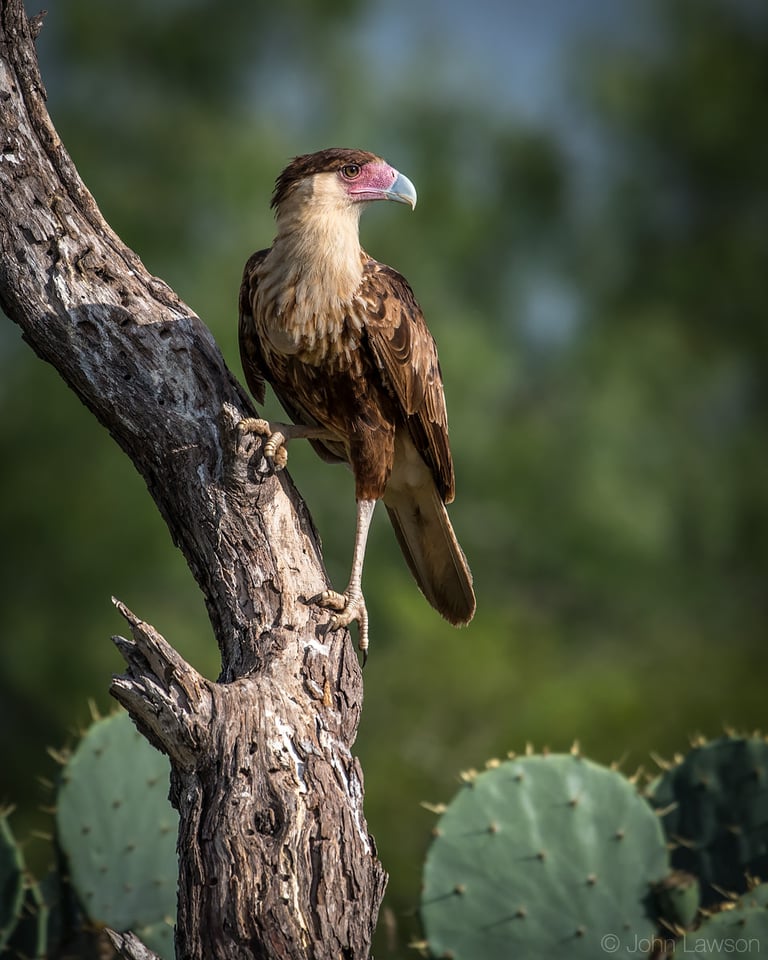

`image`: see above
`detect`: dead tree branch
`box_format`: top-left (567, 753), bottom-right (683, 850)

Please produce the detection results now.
top-left (0, 3), bottom-right (387, 957)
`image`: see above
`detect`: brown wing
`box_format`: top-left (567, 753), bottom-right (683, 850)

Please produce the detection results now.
top-left (238, 249), bottom-right (269, 405)
top-left (360, 260), bottom-right (456, 503)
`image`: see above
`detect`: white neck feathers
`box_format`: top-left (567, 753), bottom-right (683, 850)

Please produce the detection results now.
top-left (258, 175), bottom-right (366, 336)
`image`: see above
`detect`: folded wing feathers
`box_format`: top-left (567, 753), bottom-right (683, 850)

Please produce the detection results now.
top-left (238, 227), bottom-right (474, 626)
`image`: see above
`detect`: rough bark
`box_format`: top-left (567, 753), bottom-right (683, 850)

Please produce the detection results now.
top-left (0, 3), bottom-right (387, 958)
top-left (107, 929), bottom-right (163, 960)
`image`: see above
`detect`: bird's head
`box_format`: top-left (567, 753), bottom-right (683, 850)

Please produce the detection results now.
top-left (271, 148), bottom-right (417, 221)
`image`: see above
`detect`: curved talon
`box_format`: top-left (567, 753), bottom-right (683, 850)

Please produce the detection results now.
top-left (318, 590), bottom-right (369, 659)
top-left (237, 416), bottom-right (271, 438)
top-left (264, 430), bottom-right (288, 470)
top-left (262, 432), bottom-right (283, 459)
top-left (237, 418), bottom-right (288, 470)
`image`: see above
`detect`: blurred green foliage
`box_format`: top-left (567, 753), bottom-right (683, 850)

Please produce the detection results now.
top-left (1, 0), bottom-right (766, 955)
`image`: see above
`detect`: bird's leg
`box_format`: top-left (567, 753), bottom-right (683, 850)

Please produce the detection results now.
top-left (318, 498), bottom-right (377, 661)
top-left (237, 418), bottom-right (335, 471)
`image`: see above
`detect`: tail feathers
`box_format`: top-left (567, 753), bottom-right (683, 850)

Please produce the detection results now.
top-left (383, 483), bottom-right (475, 626)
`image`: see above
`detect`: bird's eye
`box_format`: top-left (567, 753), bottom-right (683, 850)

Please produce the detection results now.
top-left (341, 163), bottom-right (361, 179)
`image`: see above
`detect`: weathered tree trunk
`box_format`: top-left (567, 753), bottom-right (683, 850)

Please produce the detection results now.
top-left (0, 3), bottom-right (387, 958)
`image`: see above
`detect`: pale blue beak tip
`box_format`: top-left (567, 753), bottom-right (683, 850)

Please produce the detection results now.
top-left (388, 170), bottom-right (417, 209)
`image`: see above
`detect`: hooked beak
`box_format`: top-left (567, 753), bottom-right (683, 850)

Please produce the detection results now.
top-left (385, 170), bottom-right (417, 209)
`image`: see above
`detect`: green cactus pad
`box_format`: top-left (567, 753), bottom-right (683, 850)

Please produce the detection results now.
top-left (421, 754), bottom-right (669, 960)
top-left (678, 889), bottom-right (768, 957)
top-left (0, 814), bottom-right (26, 950)
top-left (648, 736), bottom-right (768, 906)
top-left (655, 870), bottom-right (701, 929)
top-left (55, 711), bottom-right (178, 955)
top-left (4, 880), bottom-right (49, 960)
top-left (738, 883), bottom-right (768, 909)
top-left (135, 917), bottom-right (175, 958)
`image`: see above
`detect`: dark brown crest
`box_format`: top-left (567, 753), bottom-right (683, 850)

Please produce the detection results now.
top-left (271, 148), bottom-right (383, 209)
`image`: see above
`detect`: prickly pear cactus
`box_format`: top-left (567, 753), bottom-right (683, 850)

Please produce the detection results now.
top-left (4, 879), bottom-right (49, 960)
top-left (55, 710), bottom-right (178, 958)
top-left (421, 753), bottom-right (669, 960)
top-left (739, 883), bottom-right (768, 909)
top-left (648, 735), bottom-right (768, 907)
top-left (133, 918), bottom-right (176, 958)
top-left (0, 813), bottom-right (26, 950)
top-left (680, 885), bottom-right (768, 957)
top-left (654, 870), bottom-right (700, 930)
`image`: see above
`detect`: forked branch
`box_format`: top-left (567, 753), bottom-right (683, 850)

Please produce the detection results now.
top-left (0, 2), bottom-right (386, 957)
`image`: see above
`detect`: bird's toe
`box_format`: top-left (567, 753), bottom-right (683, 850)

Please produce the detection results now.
top-left (317, 589), bottom-right (348, 612)
top-left (262, 430), bottom-right (288, 469)
top-left (237, 418), bottom-right (288, 470)
top-left (318, 590), bottom-right (370, 658)
top-left (237, 416), bottom-right (272, 438)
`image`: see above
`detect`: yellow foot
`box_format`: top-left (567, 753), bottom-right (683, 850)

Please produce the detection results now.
top-left (318, 589), bottom-right (369, 661)
top-left (237, 418), bottom-right (288, 470)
